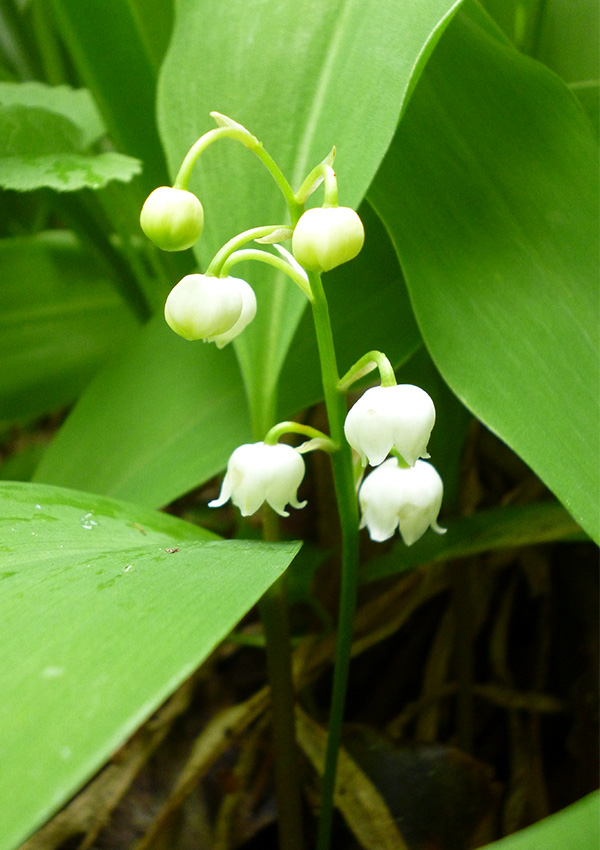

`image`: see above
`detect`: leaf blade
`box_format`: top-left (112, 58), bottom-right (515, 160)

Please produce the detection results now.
top-left (0, 480), bottom-right (299, 850)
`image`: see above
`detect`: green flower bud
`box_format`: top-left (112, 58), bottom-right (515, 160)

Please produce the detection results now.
top-left (292, 206), bottom-right (364, 272)
top-left (140, 187), bottom-right (204, 251)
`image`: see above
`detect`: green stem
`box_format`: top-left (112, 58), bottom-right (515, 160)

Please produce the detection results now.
top-left (264, 421), bottom-right (335, 450)
top-left (206, 225), bottom-right (292, 277)
top-left (307, 271), bottom-right (360, 850)
top-left (258, 507), bottom-right (305, 850)
top-left (174, 124), bottom-right (303, 223)
top-left (337, 349), bottom-right (396, 392)
top-left (222, 248), bottom-right (313, 299)
top-left (295, 148), bottom-right (336, 205)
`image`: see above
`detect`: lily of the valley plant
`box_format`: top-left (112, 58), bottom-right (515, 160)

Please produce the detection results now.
top-left (141, 112), bottom-right (446, 850)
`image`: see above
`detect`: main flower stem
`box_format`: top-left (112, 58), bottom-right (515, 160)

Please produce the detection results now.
top-left (258, 507), bottom-right (304, 850)
top-left (308, 271), bottom-right (360, 850)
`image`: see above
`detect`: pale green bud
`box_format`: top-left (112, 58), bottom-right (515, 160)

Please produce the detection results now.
top-left (140, 186), bottom-right (204, 251)
top-left (292, 206), bottom-right (364, 272)
top-left (164, 274), bottom-right (256, 344)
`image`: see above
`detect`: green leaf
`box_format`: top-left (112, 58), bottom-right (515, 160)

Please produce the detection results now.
top-left (360, 500), bottom-right (583, 584)
top-left (0, 149), bottom-right (142, 191)
top-left (49, 0), bottom-right (171, 191)
top-left (0, 80), bottom-right (105, 147)
top-left (0, 232), bottom-right (139, 422)
top-left (534, 0), bottom-right (599, 84)
top-left (0, 104), bottom-right (84, 156)
top-left (0, 82), bottom-right (142, 190)
top-left (158, 0), bottom-right (466, 431)
top-left (0, 479), bottom-right (300, 850)
top-left (369, 5), bottom-right (600, 540)
top-left (35, 316), bottom-right (253, 508)
top-left (480, 792), bottom-right (599, 850)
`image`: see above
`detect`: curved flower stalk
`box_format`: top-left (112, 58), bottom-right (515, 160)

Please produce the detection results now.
top-left (359, 457), bottom-right (446, 544)
top-left (344, 383), bottom-right (436, 467)
top-left (209, 442), bottom-right (307, 517)
top-left (164, 273), bottom-right (256, 346)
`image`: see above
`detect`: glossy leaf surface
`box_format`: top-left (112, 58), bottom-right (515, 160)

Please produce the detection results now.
top-left (0, 480), bottom-right (299, 850)
top-left (480, 792), bottom-right (599, 850)
top-left (158, 0), bottom-right (465, 429)
top-left (369, 6), bottom-right (599, 540)
top-left (0, 81), bottom-right (104, 147)
top-left (49, 0), bottom-right (170, 191)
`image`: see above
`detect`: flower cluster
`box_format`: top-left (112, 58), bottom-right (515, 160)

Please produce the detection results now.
top-left (344, 383), bottom-right (445, 544)
top-left (140, 115), bottom-right (443, 547)
top-left (205, 380), bottom-right (445, 547)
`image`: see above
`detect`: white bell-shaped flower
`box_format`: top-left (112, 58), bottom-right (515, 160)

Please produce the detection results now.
top-left (209, 442), bottom-right (307, 517)
top-left (164, 274), bottom-right (256, 344)
top-left (359, 458), bottom-right (446, 545)
top-left (344, 384), bottom-right (435, 467)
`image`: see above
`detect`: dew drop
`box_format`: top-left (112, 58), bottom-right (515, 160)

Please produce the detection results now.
top-left (80, 512), bottom-right (99, 530)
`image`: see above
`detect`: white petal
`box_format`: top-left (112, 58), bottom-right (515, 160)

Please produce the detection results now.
top-left (212, 278), bottom-right (257, 347)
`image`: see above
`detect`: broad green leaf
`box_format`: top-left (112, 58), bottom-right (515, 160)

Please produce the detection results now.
top-left (0, 480), bottom-right (300, 850)
top-left (35, 316), bottom-right (253, 508)
top-left (0, 232), bottom-right (139, 422)
top-left (571, 81), bottom-right (599, 137)
top-left (0, 105), bottom-right (83, 156)
top-left (0, 98), bottom-right (142, 191)
top-left (0, 149), bottom-right (142, 191)
top-left (158, 0), bottom-right (465, 431)
top-left (534, 0), bottom-right (599, 83)
top-left (369, 5), bottom-right (600, 540)
top-left (0, 81), bottom-right (105, 147)
top-left (360, 501), bottom-right (582, 583)
top-left (480, 792), bottom-right (599, 850)
top-left (49, 0), bottom-right (171, 191)
top-left (478, 0), bottom-right (542, 51)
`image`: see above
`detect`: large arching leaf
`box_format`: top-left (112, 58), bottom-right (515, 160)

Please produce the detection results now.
top-left (369, 5), bottom-right (599, 540)
top-left (0, 480), bottom-right (299, 850)
top-left (158, 0), bottom-right (465, 431)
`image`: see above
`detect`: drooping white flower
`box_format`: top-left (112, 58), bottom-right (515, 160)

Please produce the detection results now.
top-left (164, 274), bottom-right (256, 344)
top-left (358, 458), bottom-right (446, 545)
top-left (292, 206), bottom-right (365, 272)
top-left (344, 384), bottom-right (435, 467)
top-left (209, 442), bottom-right (307, 517)
top-left (140, 186), bottom-right (204, 251)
